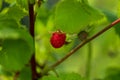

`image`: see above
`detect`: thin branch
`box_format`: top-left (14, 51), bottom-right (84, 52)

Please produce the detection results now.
top-left (28, 0), bottom-right (37, 79)
top-left (50, 18), bottom-right (120, 69)
top-left (28, 1), bottom-right (35, 36)
top-left (28, 0), bottom-right (42, 79)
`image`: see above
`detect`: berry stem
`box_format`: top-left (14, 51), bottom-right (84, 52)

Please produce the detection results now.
top-left (50, 18), bottom-right (120, 69)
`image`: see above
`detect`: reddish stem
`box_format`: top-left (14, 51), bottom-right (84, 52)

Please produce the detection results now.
top-left (28, 0), bottom-right (37, 80)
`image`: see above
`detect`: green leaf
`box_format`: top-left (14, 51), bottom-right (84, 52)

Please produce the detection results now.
top-left (0, 0), bottom-right (2, 10)
top-left (0, 18), bottom-right (33, 71)
top-left (59, 73), bottom-right (83, 80)
top-left (41, 73), bottom-right (83, 80)
top-left (102, 10), bottom-right (120, 37)
top-left (0, 17), bottom-right (18, 28)
top-left (36, 4), bottom-right (50, 25)
top-left (41, 75), bottom-right (58, 80)
top-left (117, 0), bottom-right (120, 17)
top-left (16, 0), bottom-right (28, 10)
top-left (0, 39), bottom-right (32, 71)
top-left (19, 66), bottom-right (32, 80)
top-left (81, 0), bottom-right (88, 4)
top-left (29, 0), bottom-right (35, 4)
top-left (0, 4), bottom-right (27, 24)
top-left (104, 67), bottom-right (120, 80)
top-left (5, 0), bottom-right (16, 4)
top-left (54, 0), bottom-right (104, 33)
top-left (5, 5), bottom-right (27, 21)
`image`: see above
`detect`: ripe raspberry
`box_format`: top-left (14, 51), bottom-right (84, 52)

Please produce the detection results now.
top-left (50, 30), bottom-right (66, 48)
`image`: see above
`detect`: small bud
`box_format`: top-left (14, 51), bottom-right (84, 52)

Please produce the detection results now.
top-left (77, 31), bottom-right (88, 41)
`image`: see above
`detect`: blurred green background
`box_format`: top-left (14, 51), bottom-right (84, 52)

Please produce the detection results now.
top-left (0, 0), bottom-right (120, 80)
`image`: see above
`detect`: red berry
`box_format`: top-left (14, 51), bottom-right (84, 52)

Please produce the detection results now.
top-left (50, 30), bottom-right (66, 48)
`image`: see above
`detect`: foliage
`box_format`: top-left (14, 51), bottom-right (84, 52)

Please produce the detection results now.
top-left (41, 73), bottom-right (83, 80)
top-left (0, 16), bottom-right (33, 71)
top-left (54, 0), bottom-right (104, 33)
top-left (0, 0), bottom-right (120, 80)
top-left (103, 67), bottom-right (120, 80)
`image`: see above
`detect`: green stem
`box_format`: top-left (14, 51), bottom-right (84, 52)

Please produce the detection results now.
top-left (86, 42), bottom-right (92, 80)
